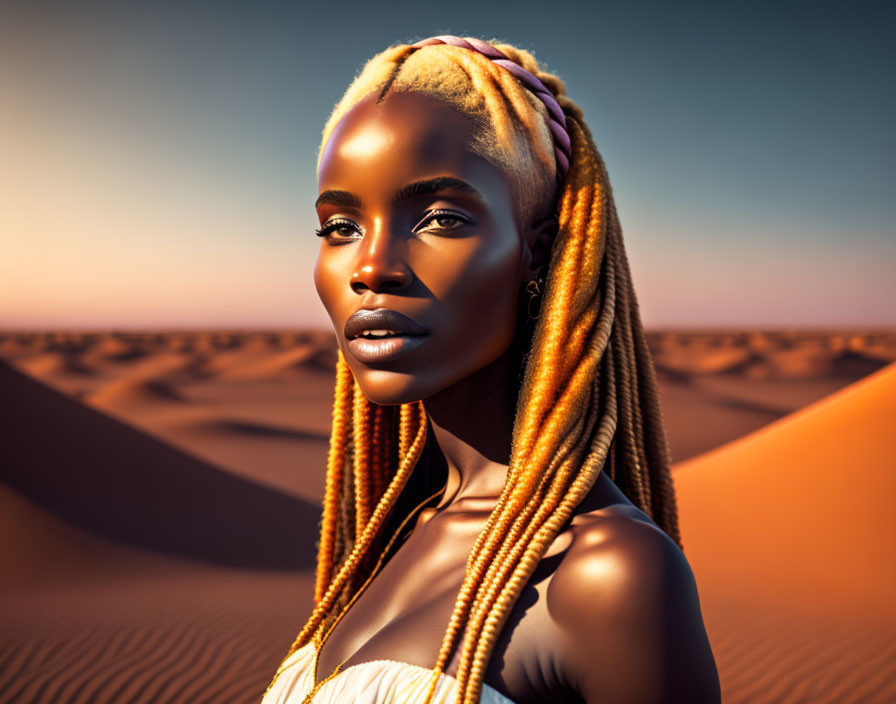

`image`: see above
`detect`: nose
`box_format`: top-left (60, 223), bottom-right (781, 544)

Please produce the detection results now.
top-left (350, 223), bottom-right (412, 294)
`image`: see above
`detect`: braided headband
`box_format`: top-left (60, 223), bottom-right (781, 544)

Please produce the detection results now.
top-left (411, 35), bottom-right (572, 181)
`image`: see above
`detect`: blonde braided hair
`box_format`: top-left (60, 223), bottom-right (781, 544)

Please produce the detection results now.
top-left (269, 36), bottom-right (680, 703)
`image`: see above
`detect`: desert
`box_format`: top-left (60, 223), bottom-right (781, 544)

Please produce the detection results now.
top-left (1, 329), bottom-right (894, 703)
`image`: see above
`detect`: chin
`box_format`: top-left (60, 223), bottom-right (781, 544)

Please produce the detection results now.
top-left (350, 364), bottom-right (468, 406)
top-left (342, 336), bottom-right (518, 406)
top-left (353, 368), bottom-right (425, 406)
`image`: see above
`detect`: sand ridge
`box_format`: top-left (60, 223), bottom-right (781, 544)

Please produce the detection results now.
top-left (675, 361), bottom-right (896, 703)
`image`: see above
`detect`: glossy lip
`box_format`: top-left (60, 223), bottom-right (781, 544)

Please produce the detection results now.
top-left (344, 307), bottom-right (429, 364)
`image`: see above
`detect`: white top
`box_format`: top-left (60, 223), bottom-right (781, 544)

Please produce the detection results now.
top-left (262, 641), bottom-right (518, 704)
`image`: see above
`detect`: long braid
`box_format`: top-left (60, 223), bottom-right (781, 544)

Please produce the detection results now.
top-left (351, 382), bottom-right (372, 535)
top-left (628, 276), bottom-right (680, 544)
top-left (313, 351), bottom-right (353, 604)
top-left (613, 238), bottom-right (650, 507)
top-left (269, 37), bottom-right (681, 703)
top-left (369, 403), bottom-right (390, 507)
top-left (398, 400), bottom-right (417, 459)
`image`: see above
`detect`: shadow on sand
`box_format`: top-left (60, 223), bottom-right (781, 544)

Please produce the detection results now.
top-left (0, 360), bottom-right (320, 570)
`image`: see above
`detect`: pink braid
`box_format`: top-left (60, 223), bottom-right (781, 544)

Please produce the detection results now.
top-left (411, 35), bottom-right (572, 181)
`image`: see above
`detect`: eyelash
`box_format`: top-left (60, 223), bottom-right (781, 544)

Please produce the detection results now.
top-left (314, 209), bottom-right (470, 241)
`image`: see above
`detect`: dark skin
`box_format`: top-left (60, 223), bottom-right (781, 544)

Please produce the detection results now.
top-left (312, 90), bottom-right (720, 703)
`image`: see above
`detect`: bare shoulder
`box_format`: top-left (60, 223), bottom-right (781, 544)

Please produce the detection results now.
top-left (546, 506), bottom-right (721, 704)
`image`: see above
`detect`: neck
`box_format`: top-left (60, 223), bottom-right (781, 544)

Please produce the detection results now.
top-left (422, 345), bottom-right (520, 508)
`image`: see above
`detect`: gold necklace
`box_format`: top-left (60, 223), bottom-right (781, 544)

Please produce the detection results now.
top-left (302, 484), bottom-right (447, 703)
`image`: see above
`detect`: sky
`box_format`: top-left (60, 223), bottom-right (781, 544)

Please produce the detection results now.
top-left (1, 0), bottom-right (893, 330)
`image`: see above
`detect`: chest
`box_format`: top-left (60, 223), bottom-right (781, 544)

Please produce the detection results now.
top-left (314, 507), bottom-right (570, 704)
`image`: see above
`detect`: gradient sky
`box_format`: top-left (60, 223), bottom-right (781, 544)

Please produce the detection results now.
top-left (1, 0), bottom-right (893, 329)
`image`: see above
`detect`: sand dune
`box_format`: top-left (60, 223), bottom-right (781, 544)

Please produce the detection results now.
top-left (15, 350), bottom-right (98, 378)
top-left (674, 361), bottom-right (896, 703)
top-left (697, 601), bottom-right (896, 704)
top-left (213, 344), bottom-right (318, 379)
top-left (0, 417), bottom-right (315, 704)
top-left (0, 359), bottom-right (320, 570)
top-left (0, 514), bottom-right (313, 704)
top-left (655, 345), bottom-right (755, 375)
top-left (1, 567), bottom-right (313, 704)
top-left (0, 481), bottom-right (173, 590)
top-left (0, 353), bottom-right (319, 704)
top-left (87, 377), bottom-right (189, 405)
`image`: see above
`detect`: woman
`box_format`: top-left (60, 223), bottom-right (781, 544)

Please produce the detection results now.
top-left (263, 36), bottom-right (720, 704)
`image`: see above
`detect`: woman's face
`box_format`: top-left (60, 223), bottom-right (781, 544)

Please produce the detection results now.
top-left (314, 90), bottom-right (533, 405)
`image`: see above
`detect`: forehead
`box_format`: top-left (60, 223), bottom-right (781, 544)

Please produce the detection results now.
top-left (318, 91), bottom-right (488, 186)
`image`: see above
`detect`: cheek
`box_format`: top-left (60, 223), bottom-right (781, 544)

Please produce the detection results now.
top-left (312, 247), bottom-right (356, 365)
top-left (312, 247), bottom-right (345, 324)
top-left (424, 235), bottom-right (522, 359)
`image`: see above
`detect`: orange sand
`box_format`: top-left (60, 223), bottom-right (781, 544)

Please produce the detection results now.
top-left (1, 329), bottom-right (894, 703)
top-left (675, 361), bottom-right (896, 703)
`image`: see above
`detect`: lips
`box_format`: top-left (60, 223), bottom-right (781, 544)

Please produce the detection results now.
top-left (344, 308), bottom-right (429, 364)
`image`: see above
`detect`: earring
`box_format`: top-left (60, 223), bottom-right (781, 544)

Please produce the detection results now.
top-left (526, 275), bottom-right (545, 320)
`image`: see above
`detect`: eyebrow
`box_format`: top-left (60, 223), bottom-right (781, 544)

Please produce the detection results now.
top-left (315, 176), bottom-right (485, 210)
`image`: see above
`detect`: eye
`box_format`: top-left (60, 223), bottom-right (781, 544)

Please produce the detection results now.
top-left (414, 209), bottom-right (471, 233)
top-left (315, 218), bottom-right (362, 242)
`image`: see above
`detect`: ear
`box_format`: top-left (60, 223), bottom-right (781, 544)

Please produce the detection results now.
top-left (522, 213), bottom-right (558, 279)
